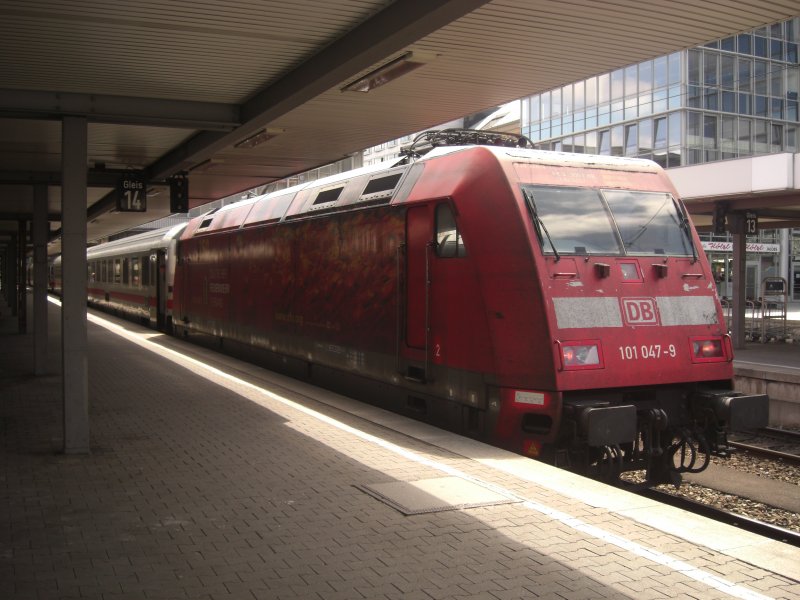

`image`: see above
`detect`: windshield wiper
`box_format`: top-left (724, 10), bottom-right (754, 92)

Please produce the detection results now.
top-left (675, 201), bottom-right (699, 264)
top-left (522, 188), bottom-right (560, 262)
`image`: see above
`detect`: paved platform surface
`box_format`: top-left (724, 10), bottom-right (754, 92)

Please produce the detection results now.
top-left (1, 300), bottom-right (800, 599)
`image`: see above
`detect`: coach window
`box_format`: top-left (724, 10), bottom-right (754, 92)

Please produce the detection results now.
top-left (114, 259), bottom-right (121, 284)
top-left (435, 203), bottom-right (467, 258)
top-left (122, 258), bottom-right (129, 285)
top-left (142, 255), bottom-right (150, 287)
top-left (131, 257), bottom-right (140, 287)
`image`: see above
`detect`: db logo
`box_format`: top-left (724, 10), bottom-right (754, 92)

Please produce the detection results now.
top-left (621, 297), bottom-right (660, 326)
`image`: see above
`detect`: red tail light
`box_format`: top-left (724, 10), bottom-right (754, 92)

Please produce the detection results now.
top-left (690, 336), bottom-right (727, 362)
top-left (557, 340), bottom-right (604, 370)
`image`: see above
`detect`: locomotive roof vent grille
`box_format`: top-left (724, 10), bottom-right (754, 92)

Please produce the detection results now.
top-left (313, 186), bottom-right (343, 206)
top-left (197, 208), bottom-right (220, 231)
top-left (399, 128), bottom-right (534, 161)
top-left (360, 172), bottom-right (403, 201)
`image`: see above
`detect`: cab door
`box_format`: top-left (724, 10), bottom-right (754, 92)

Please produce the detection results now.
top-left (405, 204), bottom-right (432, 350)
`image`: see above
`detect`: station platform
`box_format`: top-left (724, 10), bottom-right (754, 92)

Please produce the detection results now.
top-left (2, 300), bottom-right (800, 599)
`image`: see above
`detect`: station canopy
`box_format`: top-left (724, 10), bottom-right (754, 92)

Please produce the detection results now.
top-left (1, 0), bottom-right (798, 253)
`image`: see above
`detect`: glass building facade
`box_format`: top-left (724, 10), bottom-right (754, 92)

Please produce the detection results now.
top-left (521, 16), bottom-right (800, 303)
top-left (522, 18), bottom-right (799, 167)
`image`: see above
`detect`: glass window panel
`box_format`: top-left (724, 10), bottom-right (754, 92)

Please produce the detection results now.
top-left (653, 151), bottom-right (668, 167)
top-left (624, 123), bottom-right (637, 155)
top-left (771, 22), bottom-right (784, 39)
top-left (611, 100), bottom-right (623, 122)
top-left (688, 49), bottom-right (702, 84)
top-left (704, 51), bottom-right (718, 85)
top-left (625, 65), bottom-right (638, 96)
top-left (598, 73), bottom-right (610, 103)
top-left (667, 147), bottom-right (682, 167)
top-left (624, 96), bottom-right (637, 120)
top-left (668, 112), bottom-right (681, 147)
top-left (436, 204), bottom-right (467, 258)
top-left (787, 124), bottom-right (797, 152)
top-left (687, 111), bottom-right (702, 147)
top-left (611, 69), bottom-right (624, 100)
top-left (668, 52), bottom-right (681, 85)
top-left (705, 40), bottom-right (719, 49)
top-left (668, 84), bottom-right (682, 110)
top-left (721, 36), bottom-right (735, 52)
top-left (720, 55), bottom-right (735, 89)
top-left (553, 140), bottom-right (562, 152)
top-left (739, 93), bottom-right (752, 115)
top-left (737, 57), bottom-right (751, 92)
top-left (789, 18), bottom-right (799, 42)
top-left (598, 129), bottom-right (610, 154)
top-left (654, 56), bottom-right (667, 88)
top-left (541, 92), bottom-right (551, 119)
top-left (654, 117), bottom-right (667, 149)
top-left (771, 69), bottom-right (784, 96)
top-left (738, 118), bottom-right (751, 154)
top-left (755, 120), bottom-right (768, 153)
top-left (638, 93), bottom-right (652, 116)
top-left (789, 67), bottom-right (799, 100)
top-left (754, 36), bottom-right (768, 57)
top-left (602, 190), bottom-right (693, 256)
top-left (562, 136), bottom-right (573, 153)
top-left (531, 96), bottom-right (540, 122)
top-left (639, 118), bottom-right (653, 152)
top-left (703, 114), bottom-right (718, 149)
top-left (639, 60), bottom-right (653, 92)
top-left (654, 87), bottom-right (669, 112)
top-left (551, 88), bottom-right (561, 117)
top-left (754, 26), bottom-right (767, 37)
top-left (522, 185), bottom-right (622, 256)
top-left (611, 125), bottom-right (623, 156)
top-left (754, 60), bottom-right (768, 94)
top-left (574, 133), bottom-right (585, 153)
top-left (771, 98), bottom-right (784, 119)
top-left (552, 122), bottom-right (562, 137)
top-left (704, 88), bottom-right (718, 110)
top-left (755, 95), bottom-right (768, 116)
top-left (586, 76), bottom-right (597, 106)
top-left (721, 116), bottom-right (736, 155)
top-left (771, 39), bottom-right (784, 61)
top-left (585, 109), bottom-right (597, 129)
top-left (721, 91), bottom-right (736, 113)
top-left (562, 84), bottom-right (572, 115)
top-left (788, 42), bottom-right (798, 64)
top-left (788, 101), bottom-right (799, 122)
top-left (772, 124), bottom-right (783, 152)
top-left (573, 81), bottom-right (585, 110)
top-left (598, 104), bottom-right (610, 126)
top-left (563, 116), bottom-right (573, 134)
top-left (738, 33), bottom-right (752, 54)
top-left (686, 148), bottom-right (702, 165)
top-left (585, 130), bottom-right (597, 154)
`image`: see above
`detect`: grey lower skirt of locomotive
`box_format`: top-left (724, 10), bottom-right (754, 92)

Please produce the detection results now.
top-left (555, 384), bottom-right (769, 485)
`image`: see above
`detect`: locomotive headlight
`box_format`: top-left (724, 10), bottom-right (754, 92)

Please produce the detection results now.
top-left (690, 336), bottom-right (727, 362)
top-left (558, 340), bottom-right (603, 370)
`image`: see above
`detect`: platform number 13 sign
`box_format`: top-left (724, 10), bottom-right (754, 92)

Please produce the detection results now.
top-left (745, 211), bottom-right (758, 235)
top-left (117, 172), bottom-right (147, 212)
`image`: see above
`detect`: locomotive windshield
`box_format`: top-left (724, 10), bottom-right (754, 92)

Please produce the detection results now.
top-left (522, 185), bottom-right (694, 257)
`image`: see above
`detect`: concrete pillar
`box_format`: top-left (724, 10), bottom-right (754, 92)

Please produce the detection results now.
top-left (17, 220), bottom-right (27, 334)
top-left (33, 184), bottom-right (49, 375)
top-left (61, 116), bottom-right (90, 454)
top-left (731, 224), bottom-right (747, 350)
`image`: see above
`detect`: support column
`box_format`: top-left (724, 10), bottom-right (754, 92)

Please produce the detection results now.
top-left (731, 222), bottom-right (747, 350)
top-left (61, 116), bottom-right (90, 454)
top-left (33, 184), bottom-right (49, 375)
top-left (17, 220), bottom-right (27, 334)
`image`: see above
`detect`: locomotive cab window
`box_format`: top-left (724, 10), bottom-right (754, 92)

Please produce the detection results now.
top-left (435, 204), bottom-right (467, 258)
top-left (522, 185), bottom-right (694, 258)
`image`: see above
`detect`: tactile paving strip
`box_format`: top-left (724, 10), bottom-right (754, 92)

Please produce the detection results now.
top-left (357, 476), bottom-right (521, 515)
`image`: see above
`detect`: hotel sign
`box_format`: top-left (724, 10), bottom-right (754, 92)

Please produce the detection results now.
top-left (701, 241), bottom-right (780, 253)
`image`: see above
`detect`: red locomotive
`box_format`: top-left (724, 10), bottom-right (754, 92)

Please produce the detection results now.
top-left (73, 130), bottom-right (768, 484)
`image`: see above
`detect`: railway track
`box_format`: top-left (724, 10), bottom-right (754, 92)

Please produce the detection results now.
top-left (636, 487), bottom-right (800, 548)
top-left (728, 427), bottom-right (800, 464)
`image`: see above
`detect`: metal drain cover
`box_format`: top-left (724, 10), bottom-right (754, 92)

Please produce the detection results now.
top-left (358, 476), bottom-right (520, 515)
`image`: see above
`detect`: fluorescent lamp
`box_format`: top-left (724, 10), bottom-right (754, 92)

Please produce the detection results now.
top-left (342, 52), bottom-right (433, 93)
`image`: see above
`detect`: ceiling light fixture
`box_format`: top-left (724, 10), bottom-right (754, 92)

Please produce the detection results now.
top-left (341, 51), bottom-right (435, 93)
top-left (234, 127), bottom-right (284, 149)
